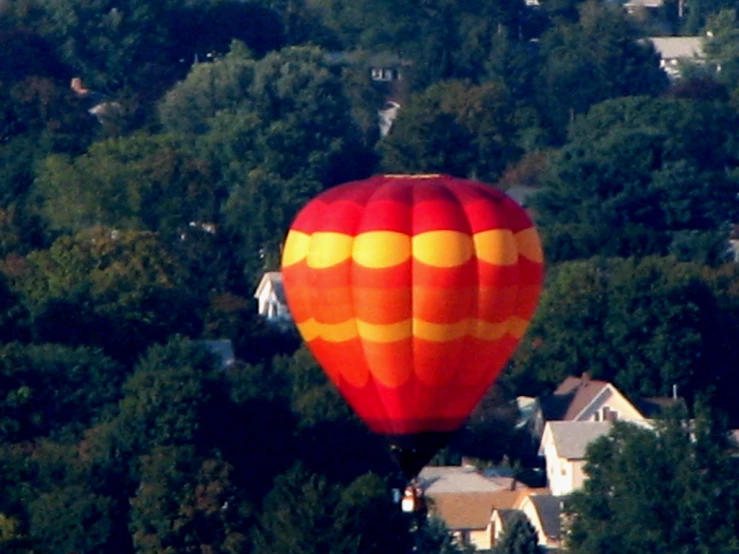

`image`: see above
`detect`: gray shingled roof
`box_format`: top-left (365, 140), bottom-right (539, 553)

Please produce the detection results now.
top-left (419, 466), bottom-right (502, 494)
top-left (549, 421), bottom-right (613, 459)
top-left (529, 495), bottom-right (565, 539)
top-left (540, 376), bottom-right (609, 421)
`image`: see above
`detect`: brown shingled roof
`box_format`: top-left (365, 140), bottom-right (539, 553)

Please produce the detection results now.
top-left (430, 492), bottom-right (498, 530)
top-left (540, 375), bottom-right (609, 420)
top-left (429, 487), bottom-right (550, 530)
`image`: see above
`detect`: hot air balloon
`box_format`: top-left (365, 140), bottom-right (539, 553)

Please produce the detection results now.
top-left (280, 174), bottom-right (543, 483)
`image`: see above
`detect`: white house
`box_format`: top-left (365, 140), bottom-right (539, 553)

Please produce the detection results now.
top-left (539, 421), bottom-right (613, 496)
top-left (378, 100), bottom-right (401, 137)
top-left (253, 271), bottom-right (290, 321)
top-left (522, 375), bottom-right (649, 446)
top-left (647, 36), bottom-right (705, 79)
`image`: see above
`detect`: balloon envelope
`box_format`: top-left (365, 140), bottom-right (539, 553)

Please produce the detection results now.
top-left (281, 174), bottom-right (543, 478)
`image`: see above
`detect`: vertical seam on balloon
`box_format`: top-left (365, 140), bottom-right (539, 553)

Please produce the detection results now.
top-left (410, 178), bottom-right (420, 435)
top-left (440, 179), bottom-right (477, 427)
top-left (352, 175), bottom-right (397, 434)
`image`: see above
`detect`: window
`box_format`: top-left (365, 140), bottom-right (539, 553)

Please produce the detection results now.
top-left (602, 406), bottom-right (619, 421)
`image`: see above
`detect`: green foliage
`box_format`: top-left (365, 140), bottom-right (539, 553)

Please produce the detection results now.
top-left (536, 2), bottom-right (667, 137)
top-left (254, 465), bottom-right (409, 554)
top-left (32, 133), bottom-right (221, 241)
top-left (703, 9), bottom-right (739, 87)
top-left (493, 512), bottom-right (542, 554)
top-left (28, 485), bottom-right (116, 554)
top-left (0, 342), bottom-right (124, 441)
top-left (512, 257), bottom-right (739, 411)
top-left (159, 42), bottom-right (257, 135)
top-left (379, 80), bottom-right (521, 181)
top-left (18, 227), bottom-right (204, 362)
top-left (129, 446), bottom-right (251, 554)
top-left (111, 337), bottom-right (223, 455)
top-left (566, 410), bottom-right (739, 554)
top-left (534, 96), bottom-right (739, 262)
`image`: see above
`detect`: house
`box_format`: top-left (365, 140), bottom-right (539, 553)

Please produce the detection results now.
top-left (490, 508), bottom-right (520, 544)
top-left (522, 374), bottom-right (648, 443)
top-left (253, 271), bottom-right (290, 321)
top-left (516, 493), bottom-right (566, 550)
top-left (539, 421), bottom-right (614, 496)
top-left (70, 77), bottom-right (123, 123)
top-left (418, 466), bottom-right (533, 551)
top-left (647, 36), bottom-right (705, 79)
top-left (491, 493), bottom-right (566, 550)
top-left (624, 0), bottom-right (664, 15)
top-left (378, 100), bottom-right (401, 137)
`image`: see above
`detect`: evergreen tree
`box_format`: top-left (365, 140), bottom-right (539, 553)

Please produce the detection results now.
top-left (494, 512), bottom-right (542, 554)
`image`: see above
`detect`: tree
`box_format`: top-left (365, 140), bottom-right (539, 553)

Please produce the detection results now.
top-left (110, 337), bottom-right (224, 454)
top-left (378, 80), bottom-right (521, 182)
top-left (566, 409), bottom-right (739, 554)
top-left (0, 343), bottom-right (124, 442)
top-left (7, 0), bottom-right (199, 91)
top-left (510, 257), bottom-right (739, 413)
top-left (27, 485), bottom-right (117, 554)
top-left (32, 133), bottom-right (221, 240)
top-left (703, 9), bottom-right (739, 89)
top-left (17, 228), bottom-right (204, 362)
top-left (493, 512), bottom-right (542, 554)
top-left (533, 97), bottom-right (739, 262)
top-left (253, 465), bottom-right (410, 554)
top-left (129, 446), bottom-right (252, 554)
top-left (535, 2), bottom-right (667, 138)
top-left (159, 42), bottom-right (257, 136)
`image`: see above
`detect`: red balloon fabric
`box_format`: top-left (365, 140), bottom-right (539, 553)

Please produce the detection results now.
top-left (281, 174), bottom-right (543, 438)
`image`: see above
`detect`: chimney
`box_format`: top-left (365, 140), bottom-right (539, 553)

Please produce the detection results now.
top-left (672, 384), bottom-right (678, 400)
top-left (581, 371), bottom-right (591, 383)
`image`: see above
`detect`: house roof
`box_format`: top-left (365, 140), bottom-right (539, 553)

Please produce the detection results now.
top-left (547, 421), bottom-right (613, 459)
top-left (540, 376), bottom-right (609, 421)
top-left (419, 466), bottom-right (502, 494)
top-left (421, 466), bottom-right (538, 530)
top-left (505, 185), bottom-right (540, 208)
top-left (648, 37), bottom-right (704, 60)
top-left (493, 508), bottom-right (520, 531)
top-left (528, 495), bottom-right (564, 539)
top-left (254, 271), bottom-right (286, 303)
top-left (625, 0), bottom-right (663, 9)
top-left (430, 492), bottom-right (499, 530)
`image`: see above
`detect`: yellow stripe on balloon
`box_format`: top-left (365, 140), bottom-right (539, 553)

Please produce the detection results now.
top-left (306, 232), bottom-right (354, 268)
top-left (286, 227), bottom-right (542, 270)
top-left (508, 316), bottom-right (532, 339)
top-left (473, 320), bottom-right (511, 341)
top-left (281, 230), bottom-right (311, 267)
top-left (414, 318), bottom-right (470, 341)
top-left (353, 231), bottom-right (411, 268)
top-left (296, 318), bottom-right (356, 342)
top-left (296, 316), bottom-right (532, 343)
top-left (357, 319), bottom-right (411, 342)
top-left (412, 231), bottom-right (473, 267)
top-left (473, 230), bottom-right (517, 265)
top-left (515, 228), bottom-right (544, 263)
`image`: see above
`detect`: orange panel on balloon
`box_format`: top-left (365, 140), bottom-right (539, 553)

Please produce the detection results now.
top-left (353, 286), bottom-right (412, 324)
